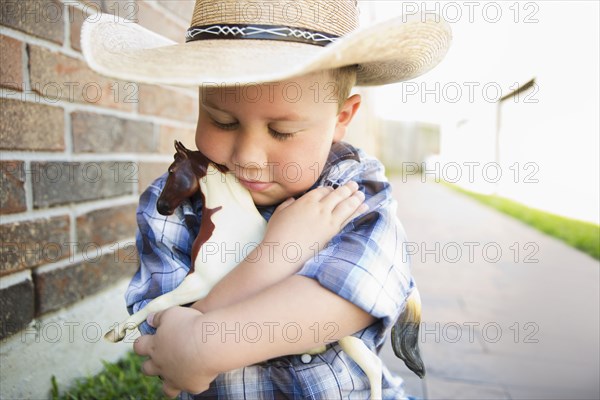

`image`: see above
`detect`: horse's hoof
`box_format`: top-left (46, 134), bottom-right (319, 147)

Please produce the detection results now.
top-left (104, 328), bottom-right (125, 343)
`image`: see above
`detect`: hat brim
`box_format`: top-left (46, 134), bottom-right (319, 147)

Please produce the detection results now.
top-left (82, 13), bottom-right (451, 87)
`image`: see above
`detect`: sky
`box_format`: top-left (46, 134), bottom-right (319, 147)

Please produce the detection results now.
top-left (357, 1), bottom-right (600, 223)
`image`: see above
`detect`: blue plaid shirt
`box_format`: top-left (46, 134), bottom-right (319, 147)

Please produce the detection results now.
top-left (126, 142), bottom-right (416, 399)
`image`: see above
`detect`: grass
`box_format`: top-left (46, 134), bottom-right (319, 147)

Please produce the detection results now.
top-left (51, 351), bottom-right (169, 400)
top-left (442, 181), bottom-right (600, 260)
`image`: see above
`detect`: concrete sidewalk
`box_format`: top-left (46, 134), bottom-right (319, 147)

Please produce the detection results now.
top-left (379, 176), bottom-right (600, 400)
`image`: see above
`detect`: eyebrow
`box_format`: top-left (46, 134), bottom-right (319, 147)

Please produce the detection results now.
top-left (203, 100), bottom-right (309, 122)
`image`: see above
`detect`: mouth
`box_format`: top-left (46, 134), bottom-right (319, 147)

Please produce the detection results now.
top-left (237, 177), bottom-right (273, 192)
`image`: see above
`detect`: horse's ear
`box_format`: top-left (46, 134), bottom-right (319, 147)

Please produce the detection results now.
top-left (174, 140), bottom-right (189, 159)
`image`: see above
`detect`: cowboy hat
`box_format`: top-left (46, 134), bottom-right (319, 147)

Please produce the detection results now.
top-left (81, 0), bottom-right (451, 87)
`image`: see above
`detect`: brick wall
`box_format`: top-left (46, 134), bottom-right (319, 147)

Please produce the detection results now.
top-left (0, 0), bottom-right (198, 340)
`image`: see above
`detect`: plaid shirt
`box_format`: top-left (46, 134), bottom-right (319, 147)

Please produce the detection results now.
top-left (126, 142), bottom-right (416, 399)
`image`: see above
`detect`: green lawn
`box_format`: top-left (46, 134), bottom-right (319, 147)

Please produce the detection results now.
top-left (442, 182), bottom-right (600, 260)
top-left (51, 352), bottom-right (168, 400)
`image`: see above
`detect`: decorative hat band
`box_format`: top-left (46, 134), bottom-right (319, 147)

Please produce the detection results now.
top-left (185, 24), bottom-right (340, 47)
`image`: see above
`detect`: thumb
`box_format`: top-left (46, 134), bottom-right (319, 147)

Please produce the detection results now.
top-left (275, 197), bottom-right (295, 212)
top-left (147, 312), bottom-right (161, 328)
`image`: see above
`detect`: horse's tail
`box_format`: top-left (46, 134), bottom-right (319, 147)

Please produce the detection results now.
top-left (391, 287), bottom-right (425, 378)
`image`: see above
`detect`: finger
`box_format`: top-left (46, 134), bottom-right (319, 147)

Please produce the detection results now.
top-left (141, 359), bottom-right (161, 377)
top-left (133, 334), bottom-right (152, 357)
top-left (191, 384), bottom-right (211, 396)
top-left (162, 380), bottom-right (181, 399)
top-left (320, 181), bottom-right (359, 210)
top-left (302, 185), bottom-right (334, 202)
top-left (274, 197), bottom-right (295, 213)
top-left (149, 310), bottom-right (163, 328)
top-left (331, 189), bottom-right (365, 222)
top-left (341, 203), bottom-right (370, 227)
top-left (147, 313), bottom-right (156, 328)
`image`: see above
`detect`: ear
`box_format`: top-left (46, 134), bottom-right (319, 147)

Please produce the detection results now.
top-left (333, 94), bottom-right (361, 143)
top-left (174, 140), bottom-right (189, 158)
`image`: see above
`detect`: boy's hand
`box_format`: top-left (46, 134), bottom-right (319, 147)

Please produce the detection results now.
top-left (264, 181), bottom-right (368, 259)
top-left (134, 307), bottom-right (217, 398)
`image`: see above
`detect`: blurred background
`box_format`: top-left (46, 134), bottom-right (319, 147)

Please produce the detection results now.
top-left (350, 1), bottom-right (599, 225)
top-left (1, 1), bottom-right (598, 399)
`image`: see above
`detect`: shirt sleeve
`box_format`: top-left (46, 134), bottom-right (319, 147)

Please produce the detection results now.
top-left (296, 151), bottom-right (413, 344)
top-left (125, 174), bottom-right (196, 335)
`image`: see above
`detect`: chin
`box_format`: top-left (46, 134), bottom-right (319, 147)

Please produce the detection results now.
top-left (249, 192), bottom-right (281, 207)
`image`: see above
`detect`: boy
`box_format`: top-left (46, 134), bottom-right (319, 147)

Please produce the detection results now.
top-left (81, 1), bottom-right (451, 398)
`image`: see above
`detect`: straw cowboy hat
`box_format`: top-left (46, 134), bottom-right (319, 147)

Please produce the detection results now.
top-left (81, 0), bottom-right (452, 86)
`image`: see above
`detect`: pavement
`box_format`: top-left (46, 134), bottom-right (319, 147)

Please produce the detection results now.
top-left (378, 176), bottom-right (600, 400)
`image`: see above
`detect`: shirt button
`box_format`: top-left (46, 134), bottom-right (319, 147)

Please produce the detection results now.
top-left (300, 354), bottom-right (312, 364)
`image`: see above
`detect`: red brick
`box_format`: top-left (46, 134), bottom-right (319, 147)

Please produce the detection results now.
top-left (82, 0), bottom-right (103, 9)
top-left (101, 0), bottom-right (138, 20)
top-left (27, 44), bottom-right (136, 111)
top-left (0, 0), bottom-right (64, 44)
top-left (137, 1), bottom-right (186, 42)
top-left (68, 6), bottom-right (85, 52)
top-left (33, 246), bottom-right (139, 315)
top-left (76, 204), bottom-right (137, 248)
top-left (31, 161), bottom-right (134, 208)
top-left (139, 84), bottom-right (198, 123)
top-left (0, 279), bottom-right (34, 339)
top-left (67, 2), bottom-right (103, 52)
top-left (158, 125), bottom-right (196, 155)
top-left (156, 0), bottom-right (195, 24)
top-left (137, 161), bottom-right (170, 193)
top-left (0, 160), bottom-right (26, 214)
top-left (71, 111), bottom-right (155, 153)
top-left (0, 34), bottom-right (23, 90)
top-left (0, 97), bottom-right (64, 151)
top-left (0, 215), bottom-right (70, 276)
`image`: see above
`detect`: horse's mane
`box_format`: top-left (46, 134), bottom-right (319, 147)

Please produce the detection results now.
top-left (174, 140), bottom-right (228, 177)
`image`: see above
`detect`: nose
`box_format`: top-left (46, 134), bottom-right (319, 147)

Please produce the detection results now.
top-left (231, 129), bottom-right (268, 172)
top-left (156, 198), bottom-right (173, 215)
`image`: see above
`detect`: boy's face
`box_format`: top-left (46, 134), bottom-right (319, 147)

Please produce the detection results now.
top-left (195, 72), bottom-right (359, 206)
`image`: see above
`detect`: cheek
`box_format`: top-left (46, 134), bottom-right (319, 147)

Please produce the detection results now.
top-left (195, 124), bottom-right (230, 162)
top-left (271, 144), bottom-right (330, 188)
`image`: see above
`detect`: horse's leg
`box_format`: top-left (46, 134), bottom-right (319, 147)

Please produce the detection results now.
top-left (339, 336), bottom-right (383, 400)
top-left (104, 273), bottom-right (209, 342)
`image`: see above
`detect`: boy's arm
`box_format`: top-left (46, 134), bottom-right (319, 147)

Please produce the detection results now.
top-left (194, 181), bottom-right (366, 312)
top-left (135, 274), bottom-right (376, 396)
top-left (192, 240), bottom-right (303, 312)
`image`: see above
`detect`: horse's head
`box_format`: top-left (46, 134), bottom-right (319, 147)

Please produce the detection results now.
top-left (157, 141), bottom-right (211, 215)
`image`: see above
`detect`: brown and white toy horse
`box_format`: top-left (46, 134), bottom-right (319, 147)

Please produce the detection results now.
top-left (105, 141), bottom-right (425, 399)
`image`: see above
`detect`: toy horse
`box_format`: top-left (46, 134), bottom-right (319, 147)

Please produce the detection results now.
top-left (105, 141), bottom-right (425, 399)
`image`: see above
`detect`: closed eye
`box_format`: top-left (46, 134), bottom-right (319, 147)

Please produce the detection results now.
top-left (268, 128), bottom-right (296, 141)
top-left (211, 120), bottom-right (238, 131)
top-left (211, 119), bottom-right (297, 141)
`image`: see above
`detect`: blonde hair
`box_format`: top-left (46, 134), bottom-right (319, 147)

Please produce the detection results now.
top-left (328, 65), bottom-right (358, 112)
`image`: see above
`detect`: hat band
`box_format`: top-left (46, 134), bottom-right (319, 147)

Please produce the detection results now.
top-left (185, 24), bottom-right (339, 47)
